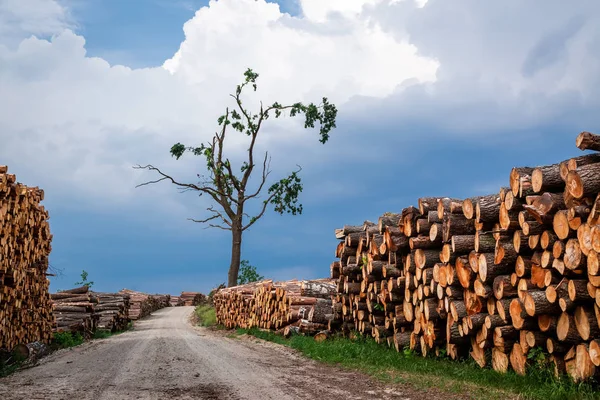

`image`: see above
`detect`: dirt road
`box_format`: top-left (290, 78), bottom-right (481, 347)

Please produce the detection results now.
top-left (0, 307), bottom-right (420, 400)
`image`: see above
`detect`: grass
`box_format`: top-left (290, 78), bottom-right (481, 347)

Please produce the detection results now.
top-left (1, 332), bottom-right (85, 377)
top-left (51, 331), bottom-right (85, 350)
top-left (195, 304), bottom-right (217, 327)
top-left (1, 323), bottom-right (136, 378)
top-left (235, 328), bottom-right (600, 400)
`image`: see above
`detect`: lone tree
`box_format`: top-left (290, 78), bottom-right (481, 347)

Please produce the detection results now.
top-left (135, 69), bottom-right (337, 287)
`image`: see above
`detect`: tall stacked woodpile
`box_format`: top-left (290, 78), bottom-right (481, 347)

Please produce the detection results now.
top-left (92, 292), bottom-right (131, 332)
top-left (180, 291), bottom-right (206, 306)
top-left (51, 286), bottom-right (98, 338)
top-left (329, 131), bottom-right (600, 382)
top-left (214, 279), bottom-right (337, 334)
top-left (119, 289), bottom-right (169, 320)
top-left (0, 165), bottom-right (54, 351)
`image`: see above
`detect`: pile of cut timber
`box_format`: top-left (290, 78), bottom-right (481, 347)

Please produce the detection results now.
top-left (92, 292), bottom-right (131, 331)
top-left (119, 289), bottom-right (170, 320)
top-left (170, 296), bottom-right (184, 307)
top-left (329, 131), bottom-right (600, 382)
top-left (214, 279), bottom-right (336, 334)
top-left (51, 286), bottom-right (98, 337)
top-left (180, 291), bottom-right (206, 306)
top-left (0, 165), bottom-right (54, 351)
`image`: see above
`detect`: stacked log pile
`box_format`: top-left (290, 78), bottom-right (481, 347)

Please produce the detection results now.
top-left (52, 287), bottom-right (132, 334)
top-left (329, 131), bottom-right (600, 382)
top-left (214, 279), bottom-right (337, 334)
top-left (119, 289), bottom-right (169, 320)
top-left (180, 291), bottom-right (206, 306)
top-left (170, 296), bottom-right (184, 307)
top-left (92, 292), bottom-right (131, 332)
top-left (51, 286), bottom-right (98, 337)
top-left (0, 165), bottom-right (54, 351)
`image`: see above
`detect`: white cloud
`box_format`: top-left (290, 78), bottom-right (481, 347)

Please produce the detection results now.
top-left (0, 0), bottom-right (73, 47)
top-left (163, 0), bottom-right (437, 102)
top-left (0, 0), bottom-right (437, 219)
top-left (0, 0), bottom-right (599, 228)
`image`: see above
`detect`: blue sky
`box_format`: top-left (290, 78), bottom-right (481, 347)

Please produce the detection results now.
top-left (67, 0), bottom-right (301, 67)
top-left (1, 0), bottom-right (599, 295)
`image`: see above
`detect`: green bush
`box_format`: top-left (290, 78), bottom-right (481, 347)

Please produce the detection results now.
top-left (195, 305), bottom-right (217, 327)
top-left (51, 332), bottom-right (84, 349)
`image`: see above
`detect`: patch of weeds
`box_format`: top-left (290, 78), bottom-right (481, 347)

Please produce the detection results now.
top-left (239, 328), bottom-right (600, 400)
top-left (194, 305), bottom-right (217, 327)
top-left (51, 332), bottom-right (84, 350)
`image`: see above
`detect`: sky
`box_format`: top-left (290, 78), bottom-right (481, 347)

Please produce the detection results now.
top-left (1, 0), bottom-right (599, 295)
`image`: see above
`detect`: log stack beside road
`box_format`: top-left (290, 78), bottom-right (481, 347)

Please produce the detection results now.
top-left (180, 291), bottom-right (206, 306)
top-left (327, 131), bottom-right (600, 382)
top-left (170, 296), bottom-right (184, 307)
top-left (0, 165), bottom-right (54, 352)
top-left (51, 287), bottom-right (131, 335)
top-left (51, 286), bottom-right (98, 338)
top-left (92, 291), bottom-right (131, 332)
top-left (214, 279), bottom-right (337, 335)
top-left (119, 289), bottom-right (170, 320)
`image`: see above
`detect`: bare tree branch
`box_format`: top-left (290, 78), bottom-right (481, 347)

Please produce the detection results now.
top-left (242, 190), bottom-right (278, 231)
top-left (133, 164), bottom-right (235, 204)
top-left (208, 223), bottom-right (232, 230)
top-left (244, 151), bottom-right (271, 201)
top-left (188, 215), bottom-right (219, 223)
top-left (188, 206), bottom-right (232, 227)
top-left (232, 94), bottom-right (260, 190)
top-left (188, 218), bottom-right (232, 231)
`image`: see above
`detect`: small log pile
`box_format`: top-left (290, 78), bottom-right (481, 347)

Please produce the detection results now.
top-left (214, 279), bottom-right (337, 334)
top-left (180, 291), bottom-right (206, 306)
top-left (0, 165), bottom-right (54, 352)
top-left (329, 131), bottom-right (600, 382)
top-left (119, 289), bottom-right (170, 320)
top-left (91, 292), bottom-right (131, 332)
top-left (51, 286), bottom-right (98, 337)
top-left (170, 296), bottom-right (184, 307)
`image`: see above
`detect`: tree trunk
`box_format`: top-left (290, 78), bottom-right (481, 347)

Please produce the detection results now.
top-left (228, 227), bottom-right (243, 287)
top-left (531, 163), bottom-right (564, 193)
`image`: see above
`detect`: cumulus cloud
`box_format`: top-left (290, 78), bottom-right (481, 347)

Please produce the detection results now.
top-left (0, 0), bottom-right (73, 47)
top-left (1, 0), bottom-right (599, 228)
top-left (163, 0), bottom-right (437, 102)
top-left (349, 0), bottom-right (600, 136)
top-left (0, 0), bottom-right (437, 220)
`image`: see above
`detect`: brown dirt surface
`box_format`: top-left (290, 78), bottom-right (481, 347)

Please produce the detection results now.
top-left (0, 307), bottom-right (465, 399)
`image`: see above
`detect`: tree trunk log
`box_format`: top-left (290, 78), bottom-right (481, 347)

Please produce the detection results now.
top-left (576, 131), bottom-right (600, 152)
top-left (566, 162), bottom-right (600, 199)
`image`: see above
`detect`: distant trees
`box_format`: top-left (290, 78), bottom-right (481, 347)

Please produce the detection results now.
top-left (135, 68), bottom-right (337, 286)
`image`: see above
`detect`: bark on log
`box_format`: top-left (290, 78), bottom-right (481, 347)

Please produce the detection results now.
top-left (566, 162), bottom-right (600, 199)
top-left (532, 163), bottom-right (565, 193)
top-left (576, 131), bottom-right (600, 152)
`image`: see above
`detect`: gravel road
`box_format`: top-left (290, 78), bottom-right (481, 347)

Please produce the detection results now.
top-left (0, 307), bottom-right (424, 400)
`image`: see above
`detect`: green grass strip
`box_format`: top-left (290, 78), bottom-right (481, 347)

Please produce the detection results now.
top-left (235, 328), bottom-right (600, 400)
top-left (195, 304), bottom-right (217, 327)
